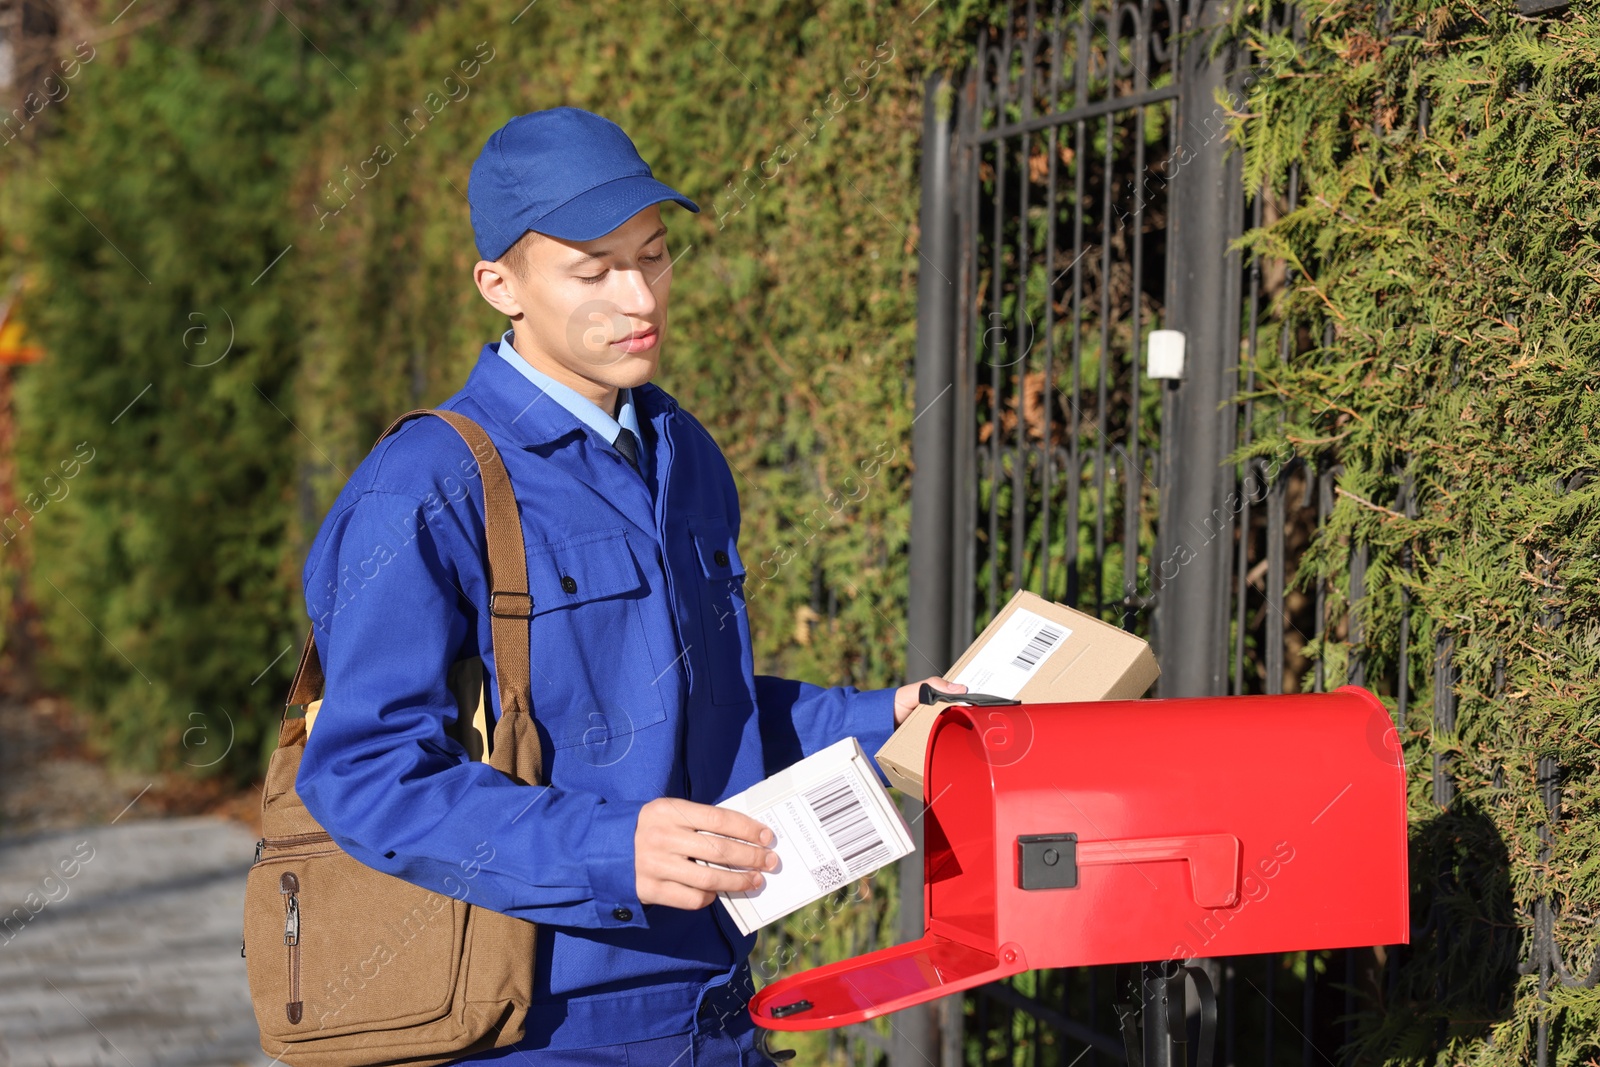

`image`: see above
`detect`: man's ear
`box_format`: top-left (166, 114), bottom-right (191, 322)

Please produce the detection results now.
top-left (473, 260), bottom-right (524, 318)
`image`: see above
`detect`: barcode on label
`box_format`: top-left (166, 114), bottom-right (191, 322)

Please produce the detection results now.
top-left (1011, 624), bottom-right (1065, 670)
top-left (810, 863), bottom-right (845, 891)
top-left (802, 774), bottom-right (889, 880)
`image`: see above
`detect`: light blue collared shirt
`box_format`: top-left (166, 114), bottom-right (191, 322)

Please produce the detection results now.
top-left (495, 328), bottom-right (648, 482)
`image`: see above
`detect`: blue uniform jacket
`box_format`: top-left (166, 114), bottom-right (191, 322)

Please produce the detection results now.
top-left (294, 343), bottom-right (899, 1053)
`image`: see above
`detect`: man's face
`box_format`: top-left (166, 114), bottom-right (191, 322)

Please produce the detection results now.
top-left (479, 203), bottom-right (674, 399)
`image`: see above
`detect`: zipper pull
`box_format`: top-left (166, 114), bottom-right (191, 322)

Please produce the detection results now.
top-left (253, 838), bottom-right (265, 864)
top-left (284, 895), bottom-right (300, 946)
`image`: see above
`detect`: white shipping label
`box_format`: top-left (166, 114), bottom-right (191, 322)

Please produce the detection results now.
top-left (950, 608), bottom-right (1072, 699)
top-left (741, 772), bottom-right (894, 925)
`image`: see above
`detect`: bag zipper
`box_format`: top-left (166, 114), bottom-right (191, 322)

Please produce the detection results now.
top-left (242, 832), bottom-right (332, 960)
top-left (281, 871), bottom-right (303, 1024)
top-left (261, 830), bottom-right (333, 851)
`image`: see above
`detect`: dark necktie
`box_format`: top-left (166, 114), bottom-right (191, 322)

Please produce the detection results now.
top-left (614, 427), bottom-right (641, 474)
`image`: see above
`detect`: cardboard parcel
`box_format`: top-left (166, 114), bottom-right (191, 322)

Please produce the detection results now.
top-left (874, 590), bottom-right (1160, 796)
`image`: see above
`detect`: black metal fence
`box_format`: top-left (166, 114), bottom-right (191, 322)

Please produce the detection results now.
top-left (899, 0), bottom-right (1446, 1064)
top-left (951, 0), bottom-right (1178, 639)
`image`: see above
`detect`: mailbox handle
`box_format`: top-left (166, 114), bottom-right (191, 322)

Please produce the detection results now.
top-left (918, 682), bottom-right (1020, 707)
top-left (1077, 833), bottom-right (1241, 909)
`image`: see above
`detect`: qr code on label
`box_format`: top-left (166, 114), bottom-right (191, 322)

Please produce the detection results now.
top-left (810, 863), bottom-right (845, 891)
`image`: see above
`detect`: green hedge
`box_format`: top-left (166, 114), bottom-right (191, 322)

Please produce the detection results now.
top-left (0, 11), bottom-right (377, 775)
top-left (0, 0), bottom-right (999, 781)
top-left (1229, 0), bottom-right (1600, 1061)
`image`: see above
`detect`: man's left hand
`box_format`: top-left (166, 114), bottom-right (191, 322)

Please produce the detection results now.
top-left (892, 677), bottom-right (968, 727)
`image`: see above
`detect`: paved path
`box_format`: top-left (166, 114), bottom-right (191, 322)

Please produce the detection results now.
top-left (0, 816), bottom-right (276, 1067)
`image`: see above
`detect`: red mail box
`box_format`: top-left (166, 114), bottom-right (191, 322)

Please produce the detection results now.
top-left (750, 686), bottom-right (1408, 1030)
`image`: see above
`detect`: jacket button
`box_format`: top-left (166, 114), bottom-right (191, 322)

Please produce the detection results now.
top-left (612, 906), bottom-right (633, 922)
top-left (713, 550), bottom-right (729, 567)
top-left (561, 575), bottom-right (578, 594)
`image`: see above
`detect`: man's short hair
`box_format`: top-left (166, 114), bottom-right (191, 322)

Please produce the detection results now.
top-left (498, 229), bottom-right (536, 280)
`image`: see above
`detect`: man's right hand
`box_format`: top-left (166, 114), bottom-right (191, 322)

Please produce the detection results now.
top-left (634, 797), bottom-right (778, 910)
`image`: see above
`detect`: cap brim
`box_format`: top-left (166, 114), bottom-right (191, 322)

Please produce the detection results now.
top-left (531, 173), bottom-right (700, 242)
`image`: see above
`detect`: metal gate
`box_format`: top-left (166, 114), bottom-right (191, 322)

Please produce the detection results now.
top-left (900, 0), bottom-right (1412, 1063)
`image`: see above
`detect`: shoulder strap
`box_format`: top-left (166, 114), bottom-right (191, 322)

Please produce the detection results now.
top-left (283, 408), bottom-right (542, 783)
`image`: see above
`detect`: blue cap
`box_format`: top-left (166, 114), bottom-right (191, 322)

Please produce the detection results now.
top-left (467, 108), bottom-right (700, 262)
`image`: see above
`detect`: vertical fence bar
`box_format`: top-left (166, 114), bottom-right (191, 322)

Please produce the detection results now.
top-left (1012, 0), bottom-right (1036, 603)
top-left (1314, 463), bottom-right (1332, 694)
top-left (1120, 0), bottom-right (1150, 632)
top-left (1535, 754), bottom-right (1558, 1067)
top-left (1153, 0), bottom-right (1180, 664)
top-left (987, 15), bottom-right (1013, 623)
top-left (1219, 958), bottom-right (1235, 1067)
top-left (1396, 473), bottom-right (1413, 734)
top-left (1233, 232), bottom-right (1263, 696)
top-left (1348, 544), bottom-right (1368, 688)
top-left (1040, 0), bottom-right (1064, 606)
top-left (1433, 633), bottom-right (1458, 809)
top-left (1264, 955), bottom-right (1276, 1062)
top-left (902, 65), bottom-right (961, 1067)
top-left (1152, 0), bottom-right (1239, 696)
top-left (1302, 951), bottom-right (1315, 1067)
top-left (956, 59), bottom-right (981, 657)
top-left (1343, 948), bottom-right (1356, 1065)
top-left (1088, 968), bottom-right (1101, 1067)
top-left (1209, 22), bottom-right (1248, 685)
top-left (1064, 2), bottom-right (1090, 613)
top-left (1093, 99), bottom-right (1114, 620)
top-left (908, 65), bottom-right (959, 684)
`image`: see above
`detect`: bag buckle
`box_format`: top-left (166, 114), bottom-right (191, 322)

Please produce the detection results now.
top-left (489, 591), bottom-right (533, 618)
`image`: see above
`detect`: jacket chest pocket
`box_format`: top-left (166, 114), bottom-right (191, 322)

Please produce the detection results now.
top-left (524, 529), bottom-right (670, 758)
top-left (690, 523), bottom-right (755, 708)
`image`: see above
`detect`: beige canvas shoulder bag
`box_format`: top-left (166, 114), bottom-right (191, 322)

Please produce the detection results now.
top-left (243, 408), bottom-right (543, 1065)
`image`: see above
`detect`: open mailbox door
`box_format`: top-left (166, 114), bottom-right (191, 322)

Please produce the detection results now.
top-left (750, 686), bottom-right (1409, 1030)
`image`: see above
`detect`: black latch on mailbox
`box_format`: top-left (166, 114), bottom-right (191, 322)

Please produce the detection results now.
top-left (1017, 833), bottom-right (1078, 890)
